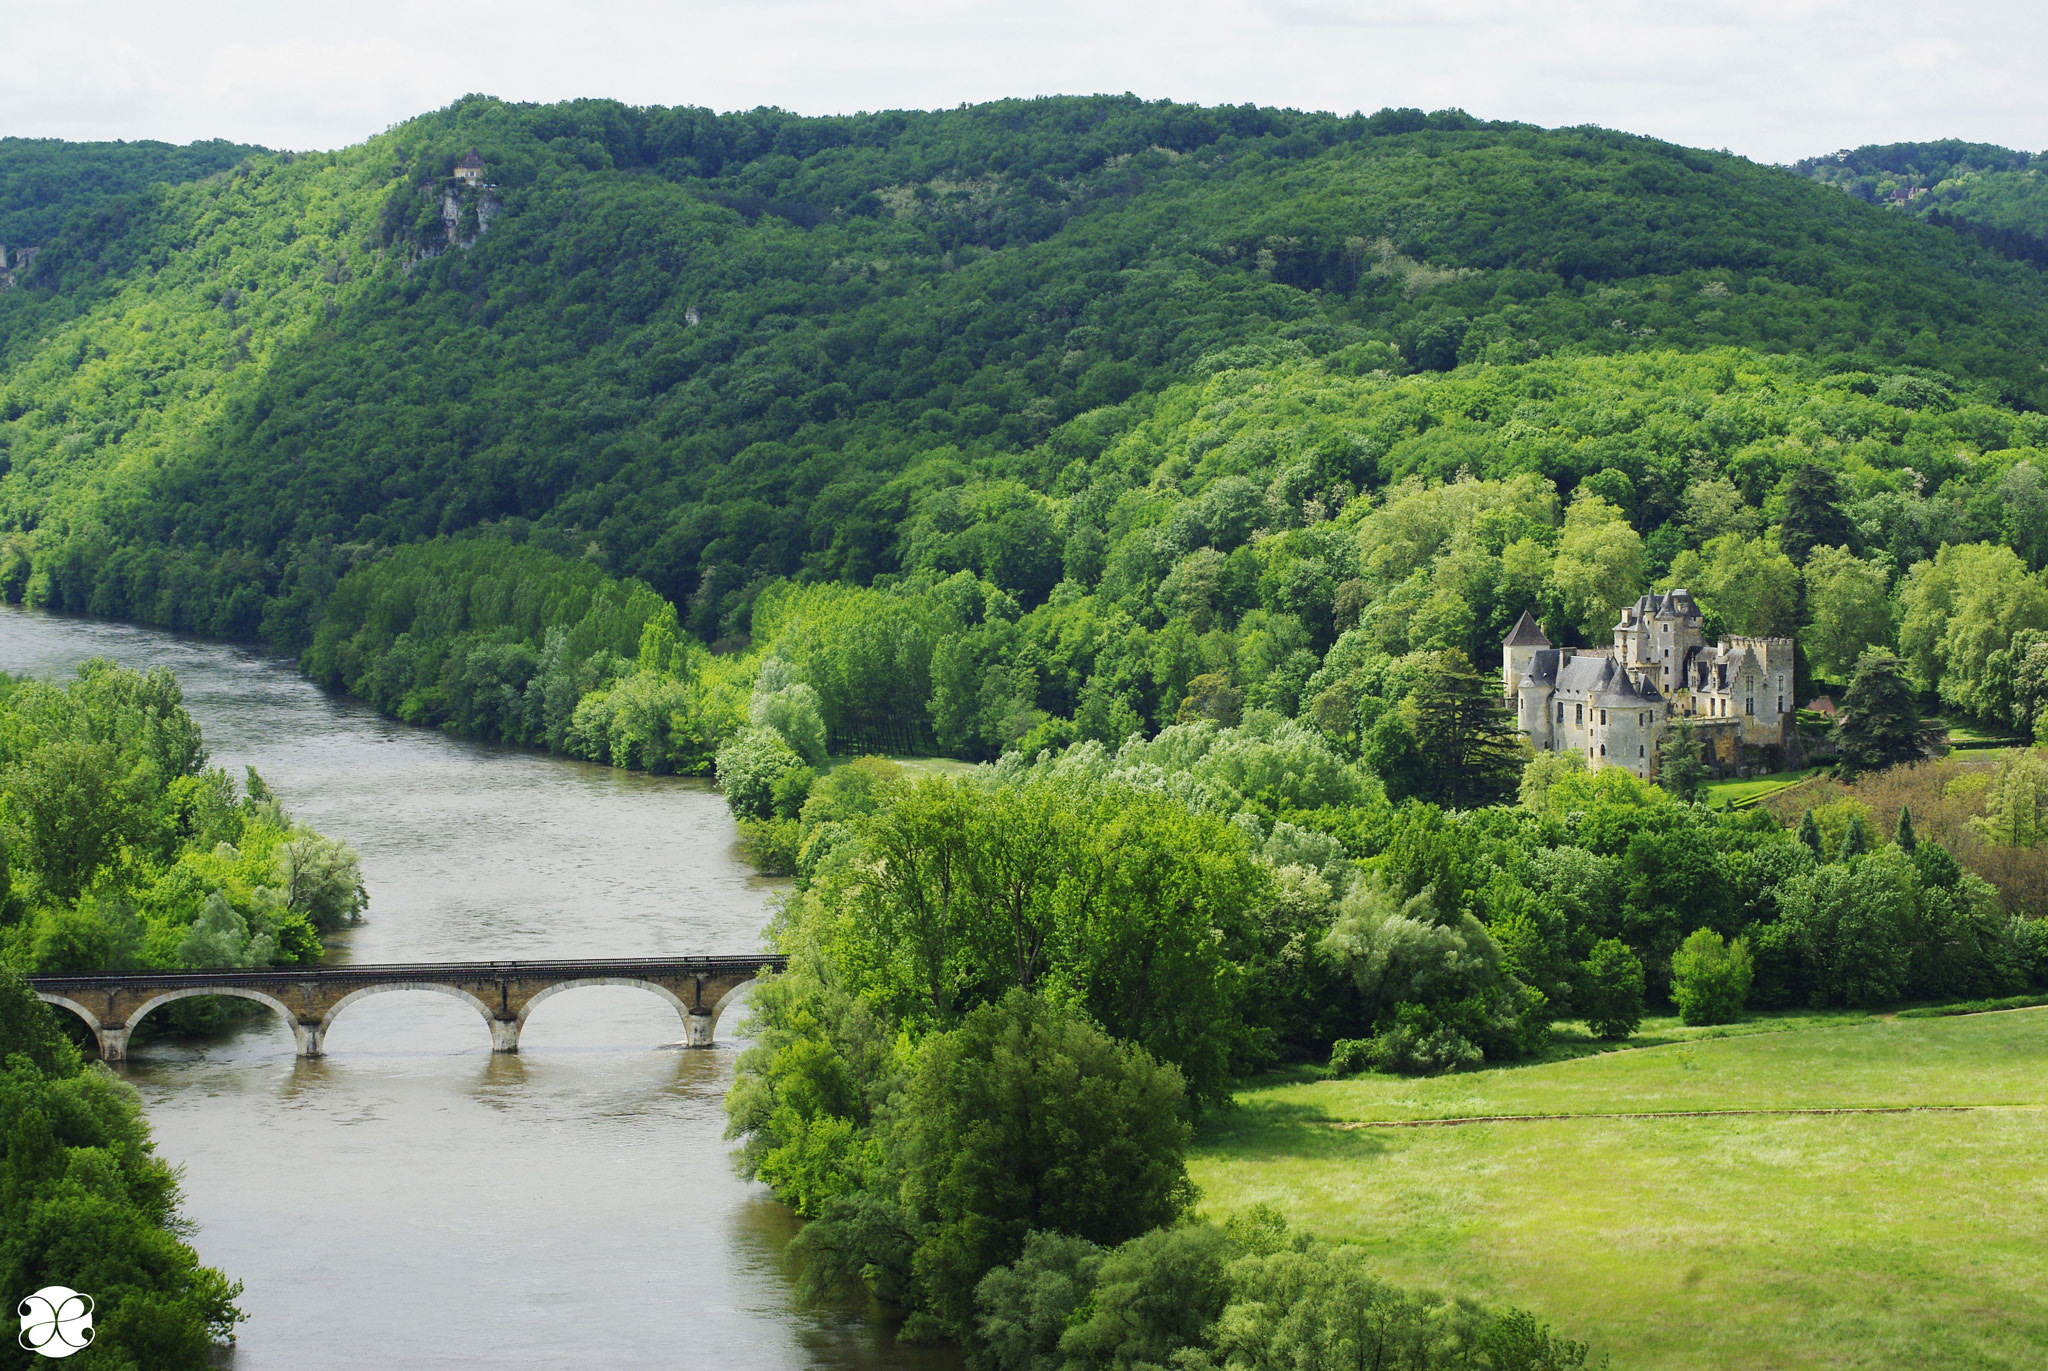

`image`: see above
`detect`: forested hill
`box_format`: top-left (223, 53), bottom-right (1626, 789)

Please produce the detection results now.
top-left (0, 135), bottom-right (270, 246)
top-left (1794, 140), bottom-right (2048, 268)
top-left (4, 94), bottom-right (2048, 643)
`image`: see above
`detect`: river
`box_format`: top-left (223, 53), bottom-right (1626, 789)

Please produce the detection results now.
top-left (0, 606), bottom-right (951, 1370)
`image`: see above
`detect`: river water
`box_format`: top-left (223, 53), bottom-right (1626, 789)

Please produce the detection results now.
top-left (0, 606), bottom-right (948, 1370)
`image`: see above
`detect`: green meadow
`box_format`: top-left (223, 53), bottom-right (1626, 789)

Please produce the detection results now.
top-left (1191, 1008), bottom-right (2048, 1370)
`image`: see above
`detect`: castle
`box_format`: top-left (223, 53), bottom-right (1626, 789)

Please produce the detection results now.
top-left (1503, 590), bottom-right (1795, 780)
top-left (0, 242), bottom-right (37, 290)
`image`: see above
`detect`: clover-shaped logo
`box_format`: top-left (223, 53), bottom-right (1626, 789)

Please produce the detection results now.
top-left (18, 1286), bottom-right (93, 1358)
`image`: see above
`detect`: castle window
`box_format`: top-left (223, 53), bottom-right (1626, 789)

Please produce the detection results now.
top-left (1575, 704), bottom-right (1583, 725)
top-left (1600, 744), bottom-right (1606, 756)
top-left (1777, 696), bottom-right (1784, 714)
top-left (1639, 744), bottom-right (1645, 757)
top-left (1600, 709), bottom-right (1607, 725)
top-left (1746, 697), bottom-right (1754, 716)
top-left (1557, 702), bottom-right (1564, 722)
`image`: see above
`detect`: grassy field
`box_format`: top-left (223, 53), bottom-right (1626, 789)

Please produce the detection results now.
top-left (1931, 717), bottom-right (2026, 751)
top-left (1190, 1009), bottom-right (2048, 1370)
top-left (1701, 767), bottom-right (1824, 809)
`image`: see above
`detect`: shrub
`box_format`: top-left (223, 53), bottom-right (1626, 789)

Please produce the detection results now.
top-left (1321, 880), bottom-right (1549, 1072)
top-left (769, 764), bottom-right (815, 819)
top-left (974, 1230), bottom-right (1105, 1371)
top-left (1577, 939), bottom-right (1646, 1039)
top-left (737, 818), bottom-right (803, 875)
top-left (713, 725), bottom-right (803, 820)
top-left (793, 990), bottom-right (1195, 1343)
top-left (1669, 929), bottom-right (1753, 1025)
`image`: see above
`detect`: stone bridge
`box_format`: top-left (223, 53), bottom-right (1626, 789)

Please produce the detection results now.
top-left (28, 955), bottom-right (787, 1062)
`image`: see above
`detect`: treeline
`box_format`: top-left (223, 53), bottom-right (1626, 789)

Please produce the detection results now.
top-left (284, 349), bottom-right (2048, 792)
top-left (0, 661), bottom-right (365, 985)
top-left (0, 135), bottom-right (267, 247)
top-left (12, 96), bottom-right (2048, 650)
top-left (1, 969), bottom-right (245, 1366)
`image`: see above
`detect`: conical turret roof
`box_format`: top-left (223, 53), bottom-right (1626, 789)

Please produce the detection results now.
top-left (1504, 609), bottom-right (1550, 648)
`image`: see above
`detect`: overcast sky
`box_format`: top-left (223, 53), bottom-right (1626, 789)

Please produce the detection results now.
top-left (4, 0), bottom-right (2042, 165)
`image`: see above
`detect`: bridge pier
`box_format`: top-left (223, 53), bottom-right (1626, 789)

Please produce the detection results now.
top-left (294, 1022), bottom-right (326, 1058)
top-left (490, 1018), bottom-right (520, 1053)
top-left (683, 1011), bottom-right (715, 1048)
top-left (95, 1025), bottom-right (131, 1063)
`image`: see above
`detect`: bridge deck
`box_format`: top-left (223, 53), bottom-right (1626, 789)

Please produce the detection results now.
top-left (29, 954), bottom-right (788, 993)
top-left (30, 955), bottom-right (788, 1060)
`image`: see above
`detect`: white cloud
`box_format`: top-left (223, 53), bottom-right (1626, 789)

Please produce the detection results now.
top-left (0, 0), bottom-right (2041, 162)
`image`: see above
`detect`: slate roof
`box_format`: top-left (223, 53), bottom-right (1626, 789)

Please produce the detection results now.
top-left (1524, 650), bottom-right (1662, 704)
top-left (1504, 609), bottom-right (1550, 647)
top-left (1619, 588), bottom-right (1702, 626)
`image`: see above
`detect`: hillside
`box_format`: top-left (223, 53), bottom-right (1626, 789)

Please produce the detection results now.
top-left (1794, 140), bottom-right (2048, 268)
top-left (8, 95), bottom-right (2048, 646)
top-left (0, 135), bottom-right (270, 248)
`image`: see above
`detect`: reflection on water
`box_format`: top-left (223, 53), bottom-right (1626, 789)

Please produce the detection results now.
top-left (1, 606), bottom-right (954, 1370)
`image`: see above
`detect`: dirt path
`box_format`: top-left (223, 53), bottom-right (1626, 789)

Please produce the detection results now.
top-left (1328, 1103), bottom-right (2044, 1129)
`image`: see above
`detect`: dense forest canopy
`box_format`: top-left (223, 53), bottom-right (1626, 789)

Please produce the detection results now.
top-left (8, 94), bottom-right (2048, 646)
top-left (1793, 139), bottom-right (2048, 269)
top-left (0, 136), bottom-right (270, 247)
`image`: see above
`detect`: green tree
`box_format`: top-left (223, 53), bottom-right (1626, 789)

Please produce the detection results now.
top-left (1361, 711), bottom-right (1429, 802)
top-left (1895, 804), bottom-right (1918, 852)
top-left (1658, 718), bottom-right (1710, 802)
top-left (750, 680), bottom-right (829, 766)
top-left (0, 969), bottom-right (245, 1365)
top-left (1898, 542), bottom-right (2048, 715)
top-left (1798, 808), bottom-right (1825, 857)
top-left (1668, 532), bottom-right (1799, 636)
top-left (1802, 545), bottom-right (1894, 681)
top-left (1833, 649), bottom-right (1929, 776)
top-left (1774, 854), bottom-right (1915, 1007)
top-left (1577, 939), bottom-right (1646, 1039)
top-left (1516, 749), bottom-right (1585, 811)
top-left (1837, 814), bottom-right (1871, 859)
top-left (1056, 1223), bottom-right (1240, 1370)
top-left (1779, 464), bottom-right (1851, 564)
top-left (973, 1230), bottom-right (1105, 1371)
top-left (713, 726), bottom-right (804, 820)
top-left (4, 737), bottom-right (152, 902)
top-left (1550, 492), bottom-right (1646, 640)
top-left (1971, 747), bottom-right (2048, 847)
top-left (1669, 929), bottom-right (1753, 1025)
top-left (1407, 650), bottom-right (1524, 810)
top-left (820, 990), bottom-right (1195, 1342)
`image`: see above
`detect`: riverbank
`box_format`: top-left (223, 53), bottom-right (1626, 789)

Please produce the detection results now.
top-left (0, 604), bottom-right (943, 1371)
top-left (1188, 1007), bottom-right (2048, 1370)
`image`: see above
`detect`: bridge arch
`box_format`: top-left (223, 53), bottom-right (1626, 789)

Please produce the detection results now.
top-left (35, 991), bottom-right (104, 1036)
top-left (318, 983), bottom-right (507, 1054)
top-left (704, 977), bottom-right (761, 1039)
top-left (127, 987), bottom-right (308, 1057)
top-left (511, 978), bottom-right (694, 1051)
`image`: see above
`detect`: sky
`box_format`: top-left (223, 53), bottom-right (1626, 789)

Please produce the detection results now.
top-left (3, 0), bottom-right (2043, 165)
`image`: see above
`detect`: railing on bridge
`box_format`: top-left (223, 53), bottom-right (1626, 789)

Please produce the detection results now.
top-left (30, 954), bottom-right (789, 1062)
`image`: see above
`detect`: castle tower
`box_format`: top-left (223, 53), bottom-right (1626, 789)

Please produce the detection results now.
top-left (1503, 610), bottom-right (1549, 701)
